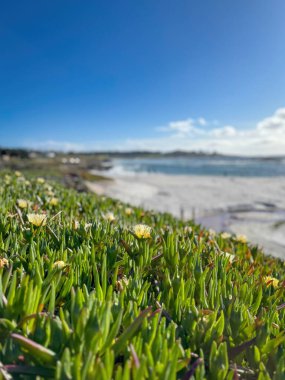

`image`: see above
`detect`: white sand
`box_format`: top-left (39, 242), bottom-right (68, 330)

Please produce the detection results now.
top-left (86, 172), bottom-right (285, 258)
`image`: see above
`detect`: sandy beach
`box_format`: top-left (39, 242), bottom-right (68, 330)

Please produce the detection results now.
top-left (86, 172), bottom-right (285, 258)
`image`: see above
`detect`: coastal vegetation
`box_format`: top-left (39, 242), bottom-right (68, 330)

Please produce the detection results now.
top-left (0, 171), bottom-right (285, 379)
top-left (0, 150), bottom-right (111, 192)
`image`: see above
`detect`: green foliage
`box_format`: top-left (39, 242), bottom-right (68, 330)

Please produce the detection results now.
top-left (0, 172), bottom-right (285, 379)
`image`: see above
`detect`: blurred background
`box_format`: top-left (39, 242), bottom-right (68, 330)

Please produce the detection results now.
top-left (1, 0), bottom-right (285, 256)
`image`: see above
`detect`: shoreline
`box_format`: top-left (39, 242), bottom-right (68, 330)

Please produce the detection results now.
top-left (86, 171), bottom-right (285, 258)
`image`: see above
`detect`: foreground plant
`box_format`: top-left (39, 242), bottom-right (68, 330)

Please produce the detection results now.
top-left (27, 213), bottom-right (47, 227)
top-left (0, 171), bottom-right (284, 379)
top-left (132, 223), bottom-right (152, 239)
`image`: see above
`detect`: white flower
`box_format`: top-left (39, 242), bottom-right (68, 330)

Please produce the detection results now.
top-left (235, 234), bottom-right (247, 244)
top-left (222, 251), bottom-right (235, 263)
top-left (104, 212), bottom-right (116, 222)
top-left (84, 223), bottom-right (92, 230)
top-left (221, 232), bottom-right (231, 239)
top-left (72, 220), bottom-right (80, 230)
top-left (209, 229), bottom-right (216, 237)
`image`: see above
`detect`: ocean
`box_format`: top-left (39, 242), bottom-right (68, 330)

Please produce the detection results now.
top-left (107, 156), bottom-right (285, 177)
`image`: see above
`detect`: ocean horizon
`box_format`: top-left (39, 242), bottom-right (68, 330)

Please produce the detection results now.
top-left (106, 156), bottom-right (285, 177)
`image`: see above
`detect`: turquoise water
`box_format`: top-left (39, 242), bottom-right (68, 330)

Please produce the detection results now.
top-left (110, 156), bottom-right (285, 177)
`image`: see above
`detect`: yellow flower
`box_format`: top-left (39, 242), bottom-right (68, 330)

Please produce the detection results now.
top-left (27, 213), bottom-right (47, 227)
top-left (17, 199), bottom-right (28, 209)
top-left (37, 177), bottom-right (45, 184)
top-left (49, 197), bottom-right (59, 206)
top-left (125, 207), bottom-right (133, 216)
top-left (133, 224), bottom-right (152, 239)
top-left (72, 220), bottom-right (80, 230)
top-left (235, 234), bottom-right (247, 244)
top-left (104, 212), bottom-right (116, 222)
top-left (4, 175), bottom-right (11, 185)
top-left (14, 170), bottom-right (22, 177)
top-left (264, 276), bottom-right (279, 288)
top-left (53, 260), bottom-right (65, 269)
top-left (221, 232), bottom-right (231, 239)
top-left (25, 180), bottom-right (31, 186)
top-left (0, 257), bottom-right (9, 269)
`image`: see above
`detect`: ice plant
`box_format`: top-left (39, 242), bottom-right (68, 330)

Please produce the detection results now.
top-left (27, 213), bottom-right (47, 227)
top-left (235, 234), bottom-right (247, 243)
top-left (84, 222), bottom-right (92, 230)
top-left (0, 257), bottom-right (9, 268)
top-left (17, 199), bottom-right (28, 209)
top-left (104, 212), bottom-right (116, 222)
top-left (125, 207), bottom-right (133, 216)
top-left (222, 251), bottom-right (235, 263)
top-left (221, 232), bottom-right (231, 239)
top-left (116, 276), bottom-right (129, 291)
top-left (72, 220), bottom-right (80, 230)
top-left (264, 275), bottom-right (279, 288)
top-left (49, 197), bottom-right (59, 206)
top-left (133, 224), bottom-right (152, 239)
top-left (37, 177), bottom-right (45, 184)
top-left (2, 171), bottom-right (285, 378)
top-left (184, 226), bottom-right (193, 234)
top-left (4, 175), bottom-right (11, 184)
top-left (53, 260), bottom-right (65, 269)
top-left (44, 183), bottom-right (53, 191)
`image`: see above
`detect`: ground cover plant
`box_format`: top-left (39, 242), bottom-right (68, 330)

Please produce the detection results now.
top-left (0, 172), bottom-right (285, 379)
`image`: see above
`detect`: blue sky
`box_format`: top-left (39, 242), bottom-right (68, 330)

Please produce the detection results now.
top-left (1, 0), bottom-right (285, 155)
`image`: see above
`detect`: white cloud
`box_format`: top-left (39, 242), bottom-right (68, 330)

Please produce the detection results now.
top-left (24, 108), bottom-right (285, 156)
top-left (210, 125), bottom-right (237, 138)
top-left (169, 119), bottom-right (195, 134)
top-left (256, 107), bottom-right (285, 133)
top-left (158, 117), bottom-right (209, 137)
top-left (147, 108), bottom-right (285, 155)
top-left (197, 117), bottom-right (207, 126)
